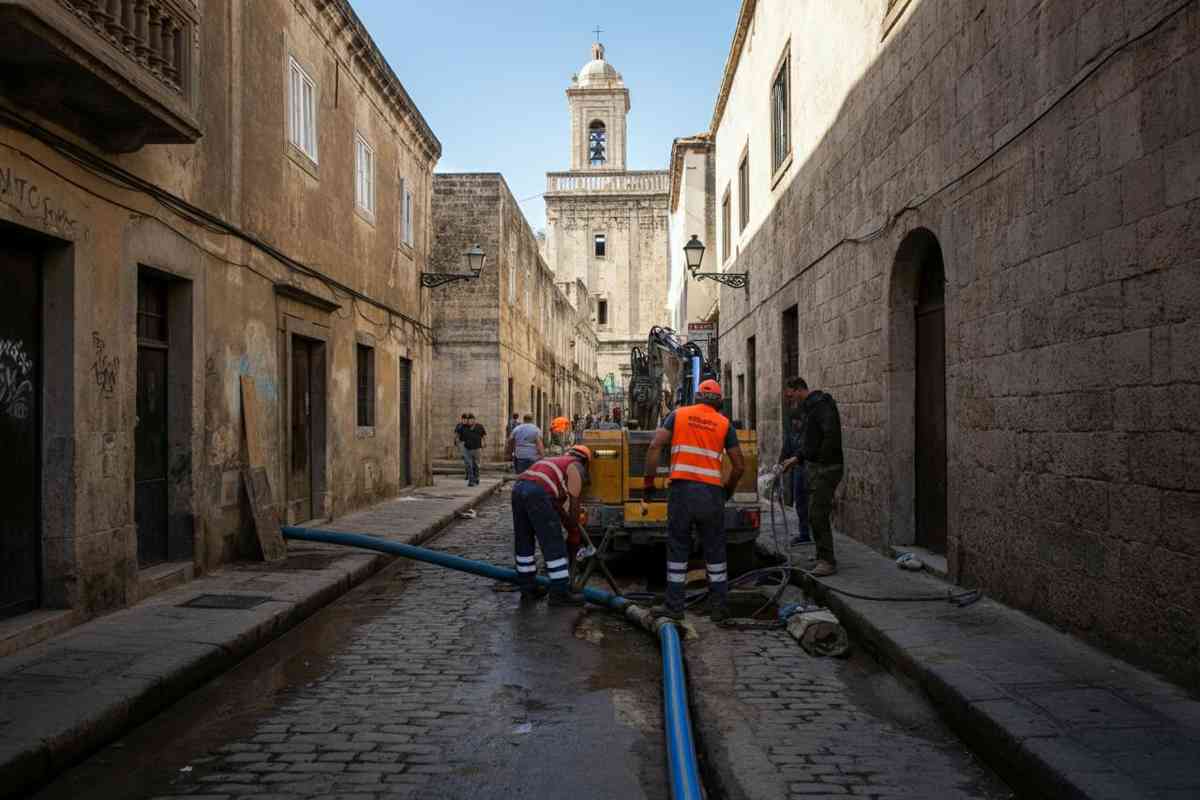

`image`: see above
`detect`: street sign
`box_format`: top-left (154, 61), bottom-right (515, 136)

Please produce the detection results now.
top-left (687, 322), bottom-right (716, 348)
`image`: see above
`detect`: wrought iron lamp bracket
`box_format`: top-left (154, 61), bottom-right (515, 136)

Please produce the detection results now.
top-left (420, 273), bottom-right (479, 289)
top-left (692, 271), bottom-right (749, 290)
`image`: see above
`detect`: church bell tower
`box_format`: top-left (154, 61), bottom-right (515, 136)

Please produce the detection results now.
top-left (567, 42), bottom-right (630, 171)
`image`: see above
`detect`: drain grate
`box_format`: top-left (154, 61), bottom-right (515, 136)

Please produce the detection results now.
top-left (179, 593), bottom-right (272, 610)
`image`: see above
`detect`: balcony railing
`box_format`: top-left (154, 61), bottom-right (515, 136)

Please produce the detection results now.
top-left (61, 0), bottom-right (190, 95)
top-left (546, 171), bottom-right (670, 196)
top-left (0, 0), bottom-right (200, 151)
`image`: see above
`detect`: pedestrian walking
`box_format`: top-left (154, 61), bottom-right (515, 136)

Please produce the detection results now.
top-left (507, 414), bottom-right (544, 474)
top-left (642, 380), bottom-right (745, 622)
top-left (776, 377), bottom-right (813, 546)
top-left (510, 445), bottom-right (593, 606)
top-left (789, 378), bottom-right (844, 576)
top-left (454, 412), bottom-right (468, 464)
top-left (584, 413), bottom-right (595, 430)
top-left (459, 413), bottom-right (486, 486)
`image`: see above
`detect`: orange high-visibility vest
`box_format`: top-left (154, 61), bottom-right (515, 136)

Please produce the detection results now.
top-left (668, 403), bottom-right (731, 487)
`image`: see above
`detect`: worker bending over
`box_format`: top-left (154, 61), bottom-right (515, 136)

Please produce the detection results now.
top-left (510, 445), bottom-right (593, 606)
top-left (643, 380), bottom-right (745, 622)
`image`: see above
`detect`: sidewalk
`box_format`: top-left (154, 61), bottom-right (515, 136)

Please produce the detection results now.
top-left (756, 503), bottom-right (1200, 799)
top-left (0, 477), bottom-right (501, 799)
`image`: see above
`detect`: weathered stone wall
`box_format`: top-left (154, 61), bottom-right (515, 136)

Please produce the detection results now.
top-left (714, 0), bottom-right (1200, 687)
top-left (669, 139), bottom-right (719, 334)
top-left (431, 174), bottom-right (600, 462)
top-left (0, 0), bottom-right (438, 622)
top-left (545, 188), bottom-right (672, 389)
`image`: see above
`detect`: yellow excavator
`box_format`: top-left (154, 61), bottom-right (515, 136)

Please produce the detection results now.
top-left (578, 327), bottom-right (761, 575)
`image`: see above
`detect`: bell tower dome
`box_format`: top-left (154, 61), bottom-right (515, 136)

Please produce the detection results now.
top-left (567, 41), bottom-right (630, 171)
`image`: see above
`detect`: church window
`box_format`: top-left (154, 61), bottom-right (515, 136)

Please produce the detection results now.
top-left (771, 49), bottom-right (791, 172)
top-left (588, 120), bottom-right (607, 166)
top-left (594, 233), bottom-right (606, 258)
top-left (597, 299), bottom-right (608, 326)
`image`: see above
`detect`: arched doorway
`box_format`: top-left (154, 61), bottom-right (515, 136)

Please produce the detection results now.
top-left (887, 229), bottom-right (947, 553)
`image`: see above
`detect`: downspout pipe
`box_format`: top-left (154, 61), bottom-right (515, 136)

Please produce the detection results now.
top-left (281, 526), bottom-right (702, 800)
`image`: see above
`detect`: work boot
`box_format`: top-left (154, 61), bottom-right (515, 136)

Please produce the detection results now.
top-left (649, 604), bottom-right (684, 621)
top-left (519, 586), bottom-right (547, 602)
top-left (547, 590), bottom-right (586, 607)
top-left (809, 560), bottom-right (838, 577)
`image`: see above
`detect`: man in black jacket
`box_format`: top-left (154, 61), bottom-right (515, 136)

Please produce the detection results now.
top-left (785, 378), bottom-right (844, 576)
top-left (777, 378), bottom-right (813, 546)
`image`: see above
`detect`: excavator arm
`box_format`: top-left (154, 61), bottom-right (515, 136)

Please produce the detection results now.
top-left (627, 326), bottom-right (718, 431)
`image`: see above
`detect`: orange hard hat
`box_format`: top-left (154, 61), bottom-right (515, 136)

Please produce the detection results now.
top-left (697, 379), bottom-right (722, 398)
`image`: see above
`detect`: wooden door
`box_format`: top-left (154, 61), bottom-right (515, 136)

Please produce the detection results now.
top-left (0, 244), bottom-right (40, 618)
top-left (398, 358), bottom-right (412, 487)
top-left (915, 268), bottom-right (947, 553)
top-left (290, 338), bottom-right (314, 522)
top-left (136, 275), bottom-right (170, 566)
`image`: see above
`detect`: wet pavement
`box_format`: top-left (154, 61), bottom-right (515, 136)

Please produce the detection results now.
top-left (33, 488), bottom-right (667, 800)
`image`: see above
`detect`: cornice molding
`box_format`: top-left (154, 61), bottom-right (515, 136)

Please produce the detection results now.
top-left (710, 0), bottom-right (757, 135)
top-left (305, 0), bottom-right (442, 163)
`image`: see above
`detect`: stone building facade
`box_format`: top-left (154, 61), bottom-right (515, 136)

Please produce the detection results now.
top-left (710, 0), bottom-right (1200, 688)
top-left (543, 43), bottom-right (672, 404)
top-left (0, 0), bottom-right (438, 636)
top-left (430, 173), bottom-right (600, 463)
top-left (667, 133), bottom-right (719, 349)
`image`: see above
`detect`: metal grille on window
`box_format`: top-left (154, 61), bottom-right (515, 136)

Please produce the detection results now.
top-left (739, 156), bottom-right (749, 231)
top-left (772, 59), bottom-right (789, 171)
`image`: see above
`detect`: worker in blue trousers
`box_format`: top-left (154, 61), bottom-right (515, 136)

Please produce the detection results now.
top-left (511, 445), bottom-right (593, 606)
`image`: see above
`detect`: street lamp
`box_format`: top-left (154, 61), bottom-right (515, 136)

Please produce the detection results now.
top-left (683, 235), bottom-right (748, 290)
top-left (421, 244), bottom-right (486, 288)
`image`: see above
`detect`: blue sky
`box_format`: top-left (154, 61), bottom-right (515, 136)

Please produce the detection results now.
top-left (350, 0), bottom-right (738, 230)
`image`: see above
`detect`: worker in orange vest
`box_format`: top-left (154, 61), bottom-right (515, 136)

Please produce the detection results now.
top-left (641, 379), bottom-right (745, 622)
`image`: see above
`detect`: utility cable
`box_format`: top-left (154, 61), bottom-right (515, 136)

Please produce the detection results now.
top-left (0, 106), bottom-right (434, 340)
top-left (717, 0), bottom-right (1197, 343)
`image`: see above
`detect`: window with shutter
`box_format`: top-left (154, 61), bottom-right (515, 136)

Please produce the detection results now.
top-left (288, 57), bottom-right (318, 163)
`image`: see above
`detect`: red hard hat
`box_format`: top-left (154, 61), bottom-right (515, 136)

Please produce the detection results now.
top-left (697, 379), bottom-right (722, 398)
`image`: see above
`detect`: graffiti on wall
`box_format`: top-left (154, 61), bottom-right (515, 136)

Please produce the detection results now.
top-left (0, 338), bottom-right (34, 420)
top-left (0, 165), bottom-right (82, 239)
top-left (91, 332), bottom-right (118, 397)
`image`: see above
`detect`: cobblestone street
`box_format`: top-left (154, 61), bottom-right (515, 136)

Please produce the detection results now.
top-left (689, 621), bottom-right (1012, 800)
top-left (33, 489), bottom-right (667, 800)
top-left (29, 487), bottom-right (1019, 800)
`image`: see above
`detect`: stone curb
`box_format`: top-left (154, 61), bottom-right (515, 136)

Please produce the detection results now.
top-left (796, 573), bottom-right (1144, 800)
top-left (1, 480), bottom-right (502, 800)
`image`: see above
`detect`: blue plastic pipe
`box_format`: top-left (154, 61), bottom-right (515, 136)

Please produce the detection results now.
top-left (691, 355), bottom-right (701, 401)
top-left (281, 526), bottom-right (703, 800)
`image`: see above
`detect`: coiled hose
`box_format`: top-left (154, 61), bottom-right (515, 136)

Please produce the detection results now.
top-left (280, 526), bottom-right (703, 800)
